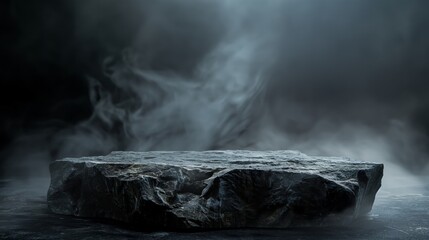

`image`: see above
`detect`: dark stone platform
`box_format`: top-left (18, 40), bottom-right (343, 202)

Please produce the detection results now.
top-left (47, 150), bottom-right (383, 230)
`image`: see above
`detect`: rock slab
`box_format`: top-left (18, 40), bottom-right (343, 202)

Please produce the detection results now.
top-left (47, 151), bottom-right (383, 230)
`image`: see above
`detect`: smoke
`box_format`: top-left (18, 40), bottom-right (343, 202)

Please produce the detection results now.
top-left (63, 1), bottom-right (276, 152)
top-left (93, 38), bottom-right (267, 151)
top-left (1, 0), bottom-right (429, 184)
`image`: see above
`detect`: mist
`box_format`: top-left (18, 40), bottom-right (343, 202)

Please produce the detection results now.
top-left (1, 0), bottom-right (429, 188)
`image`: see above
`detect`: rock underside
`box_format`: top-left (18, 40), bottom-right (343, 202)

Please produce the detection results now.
top-left (47, 150), bottom-right (383, 230)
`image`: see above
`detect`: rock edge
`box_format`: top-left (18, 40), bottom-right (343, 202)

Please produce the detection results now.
top-left (47, 150), bottom-right (383, 230)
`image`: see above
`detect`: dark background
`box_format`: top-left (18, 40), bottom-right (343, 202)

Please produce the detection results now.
top-left (1, 0), bottom-right (429, 178)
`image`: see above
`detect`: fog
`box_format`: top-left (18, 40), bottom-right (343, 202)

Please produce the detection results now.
top-left (1, 0), bottom-right (429, 189)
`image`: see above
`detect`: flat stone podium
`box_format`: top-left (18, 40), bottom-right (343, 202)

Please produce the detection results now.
top-left (47, 151), bottom-right (383, 230)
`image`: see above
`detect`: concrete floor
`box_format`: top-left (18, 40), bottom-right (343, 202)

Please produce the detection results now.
top-left (0, 177), bottom-right (428, 240)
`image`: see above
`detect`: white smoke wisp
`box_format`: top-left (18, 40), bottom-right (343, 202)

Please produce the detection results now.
top-left (89, 36), bottom-right (268, 151)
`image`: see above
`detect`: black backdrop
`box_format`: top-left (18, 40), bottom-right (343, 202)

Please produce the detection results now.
top-left (1, 0), bottom-right (429, 177)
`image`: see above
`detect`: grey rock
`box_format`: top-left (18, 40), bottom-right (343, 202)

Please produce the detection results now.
top-left (47, 150), bottom-right (383, 230)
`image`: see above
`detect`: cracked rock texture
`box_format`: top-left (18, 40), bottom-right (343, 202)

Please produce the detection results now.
top-left (47, 151), bottom-right (383, 230)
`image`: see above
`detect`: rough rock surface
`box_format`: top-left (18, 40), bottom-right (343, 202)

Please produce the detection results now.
top-left (47, 151), bottom-right (383, 230)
